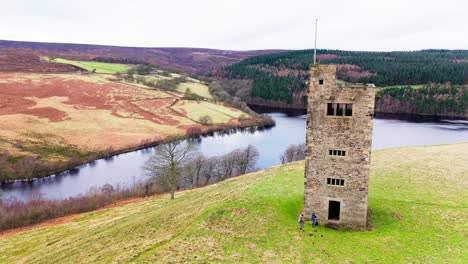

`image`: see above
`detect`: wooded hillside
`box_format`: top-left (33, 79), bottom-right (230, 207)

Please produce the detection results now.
top-left (216, 49), bottom-right (468, 116)
top-left (377, 84), bottom-right (468, 117)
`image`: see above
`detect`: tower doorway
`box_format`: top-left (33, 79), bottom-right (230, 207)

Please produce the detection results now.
top-left (328, 200), bottom-right (341, 220)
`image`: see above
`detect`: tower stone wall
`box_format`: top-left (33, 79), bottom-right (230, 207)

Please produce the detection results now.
top-left (304, 64), bottom-right (375, 229)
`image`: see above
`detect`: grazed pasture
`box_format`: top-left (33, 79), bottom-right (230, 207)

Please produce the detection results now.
top-left (44, 57), bottom-right (131, 74)
top-left (0, 143), bottom-right (466, 263)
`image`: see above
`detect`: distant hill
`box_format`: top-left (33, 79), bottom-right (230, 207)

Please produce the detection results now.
top-left (0, 40), bottom-right (285, 74)
top-left (0, 143), bottom-right (466, 263)
top-left (216, 49), bottom-right (468, 117)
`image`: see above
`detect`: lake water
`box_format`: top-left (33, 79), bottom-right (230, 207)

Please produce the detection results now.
top-left (1, 113), bottom-right (467, 201)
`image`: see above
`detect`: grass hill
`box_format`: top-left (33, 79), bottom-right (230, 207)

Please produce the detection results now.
top-left (44, 57), bottom-right (131, 74)
top-left (1, 143), bottom-right (466, 263)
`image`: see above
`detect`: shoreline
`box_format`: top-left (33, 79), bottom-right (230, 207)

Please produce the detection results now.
top-left (0, 118), bottom-right (275, 184)
top-left (248, 103), bottom-right (468, 120)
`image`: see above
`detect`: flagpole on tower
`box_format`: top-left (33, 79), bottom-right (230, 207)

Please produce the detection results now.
top-left (313, 18), bottom-right (318, 65)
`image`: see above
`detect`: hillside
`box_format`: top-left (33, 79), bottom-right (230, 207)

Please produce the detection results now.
top-left (217, 49), bottom-right (468, 117)
top-left (376, 84), bottom-right (468, 117)
top-left (0, 49), bottom-right (80, 73)
top-left (44, 57), bottom-right (131, 74)
top-left (1, 143), bottom-right (466, 263)
top-left (0, 68), bottom-right (264, 181)
top-left (0, 40), bottom-right (285, 74)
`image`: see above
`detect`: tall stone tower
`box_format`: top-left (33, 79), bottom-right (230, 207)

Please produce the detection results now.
top-left (304, 64), bottom-right (375, 229)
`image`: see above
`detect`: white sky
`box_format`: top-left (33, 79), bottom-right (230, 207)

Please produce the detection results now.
top-left (0, 0), bottom-right (467, 51)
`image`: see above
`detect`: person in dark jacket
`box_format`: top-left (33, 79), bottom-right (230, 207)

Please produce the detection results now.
top-left (298, 212), bottom-right (305, 231)
top-left (311, 212), bottom-right (317, 227)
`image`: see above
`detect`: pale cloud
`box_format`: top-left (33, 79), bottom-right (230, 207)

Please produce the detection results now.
top-left (0, 0), bottom-right (466, 51)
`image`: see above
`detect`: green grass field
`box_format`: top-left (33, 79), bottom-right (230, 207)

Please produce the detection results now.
top-left (177, 81), bottom-right (213, 99)
top-left (46, 57), bottom-right (131, 74)
top-left (133, 72), bottom-right (213, 99)
top-left (1, 143), bottom-right (467, 263)
top-left (174, 101), bottom-right (245, 124)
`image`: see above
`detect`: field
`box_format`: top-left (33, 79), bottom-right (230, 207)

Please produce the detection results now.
top-left (44, 57), bottom-right (131, 74)
top-left (173, 101), bottom-right (245, 123)
top-left (177, 80), bottom-right (213, 99)
top-left (0, 143), bottom-right (466, 263)
top-left (0, 72), bottom-right (251, 179)
top-left (140, 73), bottom-right (213, 99)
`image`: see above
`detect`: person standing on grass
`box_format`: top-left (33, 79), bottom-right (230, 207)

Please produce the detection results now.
top-left (298, 212), bottom-right (305, 232)
top-left (311, 212), bottom-right (317, 227)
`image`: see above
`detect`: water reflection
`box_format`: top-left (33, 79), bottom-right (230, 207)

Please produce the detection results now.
top-left (1, 113), bottom-right (467, 202)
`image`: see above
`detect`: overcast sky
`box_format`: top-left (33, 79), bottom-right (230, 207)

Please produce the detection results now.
top-left (1, 0), bottom-right (466, 51)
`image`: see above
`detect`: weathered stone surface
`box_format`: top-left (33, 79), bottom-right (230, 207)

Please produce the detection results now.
top-left (304, 64), bottom-right (375, 230)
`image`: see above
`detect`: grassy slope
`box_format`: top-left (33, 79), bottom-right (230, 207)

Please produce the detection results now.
top-left (44, 57), bottom-right (213, 98)
top-left (1, 143), bottom-right (467, 263)
top-left (139, 74), bottom-right (213, 99)
top-left (48, 58), bottom-right (131, 74)
top-left (176, 81), bottom-right (213, 99)
top-left (0, 72), bottom-right (248, 170)
top-left (175, 101), bottom-right (245, 123)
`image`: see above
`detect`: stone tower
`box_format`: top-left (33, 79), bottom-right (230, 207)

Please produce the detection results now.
top-left (304, 64), bottom-right (375, 229)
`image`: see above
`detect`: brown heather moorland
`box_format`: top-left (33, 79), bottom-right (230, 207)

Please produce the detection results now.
top-left (0, 40), bottom-right (285, 74)
top-left (0, 72), bottom-right (256, 181)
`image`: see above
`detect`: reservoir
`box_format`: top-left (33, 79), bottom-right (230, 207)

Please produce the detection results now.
top-left (1, 112), bottom-right (467, 201)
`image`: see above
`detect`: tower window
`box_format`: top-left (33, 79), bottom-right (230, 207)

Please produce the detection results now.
top-left (336, 103), bottom-right (344, 116)
top-left (327, 103), bottom-right (335, 115)
top-left (326, 103), bottom-right (353, 116)
top-left (319, 79), bottom-right (324, 85)
top-left (345, 104), bottom-right (353, 116)
top-left (327, 178), bottom-right (345, 186)
top-left (329, 149), bottom-right (346, 156)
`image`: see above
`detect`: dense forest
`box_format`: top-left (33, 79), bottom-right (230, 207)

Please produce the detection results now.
top-left (377, 84), bottom-right (467, 117)
top-left (214, 49), bottom-right (468, 116)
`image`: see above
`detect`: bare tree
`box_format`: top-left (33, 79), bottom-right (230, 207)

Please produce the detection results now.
top-left (280, 143), bottom-right (306, 164)
top-left (202, 157), bottom-right (221, 185)
top-left (184, 154), bottom-right (205, 189)
top-left (16, 156), bottom-right (36, 179)
top-left (143, 140), bottom-right (193, 200)
top-left (236, 145), bottom-right (259, 174)
top-left (295, 143), bottom-right (306, 160)
top-left (221, 150), bottom-right (239, 179)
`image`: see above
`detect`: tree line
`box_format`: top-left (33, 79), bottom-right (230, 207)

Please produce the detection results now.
top-left (0, 140), bottom-right (306, 232)
top-left (0, 141), bottom-right (261, 231)
top-left (280, 143), bottom-right (306, 164)
top-left (0, 147), bottom-right (116, 182)
top-left (217, 49), bottom-right (468, 109)
top-left (376, 84), bottom-right (468, 116)
top-left (93, 57), bottom-right (149, 65)
top-left (143, 140), bottom-right (259, 199)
